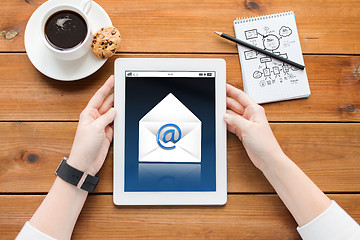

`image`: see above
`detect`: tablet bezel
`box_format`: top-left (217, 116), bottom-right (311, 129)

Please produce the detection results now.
top-left (113, 58), bottom-right (227, 205)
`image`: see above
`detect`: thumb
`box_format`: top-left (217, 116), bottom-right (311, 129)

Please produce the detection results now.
top-left (96, 108), bottom-right (117, 129)
top-left (223, 112), bottom-right (249, 132)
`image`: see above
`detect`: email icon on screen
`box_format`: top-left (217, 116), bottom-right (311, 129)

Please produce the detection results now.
top-left (138, 93), bottom-right (202, 163)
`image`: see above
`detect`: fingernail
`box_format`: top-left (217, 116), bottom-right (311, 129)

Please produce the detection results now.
top-left (223, 113), bottom-right (230, 121)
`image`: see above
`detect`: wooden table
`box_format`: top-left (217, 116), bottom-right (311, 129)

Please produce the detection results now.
top-left (1, 0), bottom-right (359, 239)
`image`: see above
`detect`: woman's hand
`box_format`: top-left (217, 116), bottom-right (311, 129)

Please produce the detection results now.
top-left (224, 84), bottom-right (333, 227)
top-left (67, 75), bottom-right (117, 176)
top-left (223, 84), bottom-right (284, 171)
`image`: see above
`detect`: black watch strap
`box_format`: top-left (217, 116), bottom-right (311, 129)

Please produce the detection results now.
top-left (55, 157), bottom-right (100, 192)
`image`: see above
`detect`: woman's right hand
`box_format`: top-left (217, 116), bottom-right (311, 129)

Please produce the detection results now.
top-left (223, 84), bottom-right (284, 171)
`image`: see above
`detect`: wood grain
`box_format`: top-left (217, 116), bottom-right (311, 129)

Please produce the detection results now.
top-left (0, 54), bottom-right (359, 122)
top-left (0, 0), bottom-right (359, 54)
top-left (1, 194), bottom-right (359, 240)
top-left (1, 1), bottom-right (359, 239)
top-left (1, 122), bottom-right (359, 193)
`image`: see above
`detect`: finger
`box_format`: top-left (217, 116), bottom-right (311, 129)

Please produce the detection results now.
top-left (99, 93), bottom-right (114, 115)
top-left (223, 109), bottom-right (249, 132)
top-left (226, 123), bottom-right (236, 134)
top-left (226, 109), bottom-right (240, 117)
top-left (226, 84), bottom-right (256, 108)
top-left (227, 97), bottom-right (245, 115)
top-left (95, 108), bottom-right (117, 129)
top-left (242, 103), bottom-right (267, 122)
top-left (110, 123), bottom-right (115, 139)
top-left (105, 125), bottom-right (114, 142)
top-left (87, 75), bottom-right (115, 109)
top-left (223, 110), bottom-right (237, 133)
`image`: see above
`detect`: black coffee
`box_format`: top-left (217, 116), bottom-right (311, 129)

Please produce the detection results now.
top-left (45, 10), bottom-right (87, 51)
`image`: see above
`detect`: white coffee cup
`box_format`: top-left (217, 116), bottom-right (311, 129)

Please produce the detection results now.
top-left (40, 0), bottom-right (93, 61)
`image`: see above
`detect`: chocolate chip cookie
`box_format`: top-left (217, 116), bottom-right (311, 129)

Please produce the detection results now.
top-left (91, 26), bottom-right (121, 59)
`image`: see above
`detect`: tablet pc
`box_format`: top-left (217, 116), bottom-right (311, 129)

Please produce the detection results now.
top-left (113, 58), bottom-right (227, 205)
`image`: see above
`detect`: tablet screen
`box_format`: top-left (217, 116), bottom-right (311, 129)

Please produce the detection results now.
top-left (124, 71), bottom-right (216, 192)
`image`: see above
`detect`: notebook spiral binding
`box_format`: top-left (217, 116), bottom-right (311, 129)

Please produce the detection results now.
top-left (234, 11), bottom-right (293, 24)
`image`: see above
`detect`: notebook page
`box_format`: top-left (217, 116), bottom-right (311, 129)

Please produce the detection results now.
top-left (234, 12), bottom-right (310, 104)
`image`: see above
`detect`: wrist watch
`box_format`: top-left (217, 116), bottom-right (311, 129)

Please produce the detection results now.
top-left (55, 157), bottom-right (100, 192)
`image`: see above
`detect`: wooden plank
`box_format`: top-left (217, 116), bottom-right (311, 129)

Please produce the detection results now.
top-left (0, 0), bottom-right (359, 54)
top-left (1, 194), bottom-right (359, 239)
top-left (1, 122), bottom-right (359, 193)
top-left (0, 54), bottom-right (359, 121)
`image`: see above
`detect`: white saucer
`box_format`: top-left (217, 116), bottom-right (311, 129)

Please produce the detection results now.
top-left (24, 0), bottom-right (112, 81)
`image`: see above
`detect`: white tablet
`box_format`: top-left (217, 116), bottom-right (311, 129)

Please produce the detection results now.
top-left (113, 58), bottom-right (227, 205)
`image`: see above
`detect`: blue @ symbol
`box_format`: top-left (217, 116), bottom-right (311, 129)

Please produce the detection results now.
top-left (156, 123), bottom-right (182, 150)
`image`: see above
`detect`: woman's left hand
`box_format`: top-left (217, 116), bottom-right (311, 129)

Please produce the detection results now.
top-left (67, 75), bottom-right (117, 176)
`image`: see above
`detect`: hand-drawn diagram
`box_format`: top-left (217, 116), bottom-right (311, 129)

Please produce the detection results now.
top-left (243, 25), bottom-right (299, 87)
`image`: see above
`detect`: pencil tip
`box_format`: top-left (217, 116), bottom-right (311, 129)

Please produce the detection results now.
top-left (213, 31), bottom-right (222, 35)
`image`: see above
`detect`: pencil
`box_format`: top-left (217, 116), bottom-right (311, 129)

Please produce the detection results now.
top-left (214, 31), bottom-right (305, 70)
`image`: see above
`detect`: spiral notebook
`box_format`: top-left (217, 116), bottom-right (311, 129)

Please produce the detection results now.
top-left (233, 11), bottom-right (310, 104)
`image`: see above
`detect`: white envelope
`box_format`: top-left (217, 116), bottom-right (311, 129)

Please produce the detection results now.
top-left (138, 93), bottom-right (202, 163)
